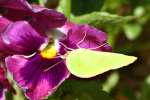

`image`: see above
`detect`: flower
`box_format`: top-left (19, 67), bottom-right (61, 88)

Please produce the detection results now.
top-left (0, 1), bottom-right (69, 99)
top-left (0, 0), bottom-right (66, 33)
top-left (3, 21), bottom-right (69, 100)
top-left (0, 67), bottom-right (15, 100)
top-left (4, 20), bottom-right (111, 99)
top-left (59, 22), bottom-right (112, 53)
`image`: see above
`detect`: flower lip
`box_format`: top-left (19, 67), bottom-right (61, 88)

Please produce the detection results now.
top-left (40, 45), bottom-right (57, 59)
top-left (40, 39), bottom-right (60, 60)
top-left (6, 54), bottom-right (70, 100)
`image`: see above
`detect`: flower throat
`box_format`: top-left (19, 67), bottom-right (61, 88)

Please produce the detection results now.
top-left (40, 42), bottom-right (57, 59)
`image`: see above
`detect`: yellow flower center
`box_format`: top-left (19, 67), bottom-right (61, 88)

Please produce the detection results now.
top-left (40, 45), bottom-right (57, 59)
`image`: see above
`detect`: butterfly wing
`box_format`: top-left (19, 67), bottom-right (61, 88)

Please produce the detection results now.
top-left (66, 49), bottom-right (137, 78)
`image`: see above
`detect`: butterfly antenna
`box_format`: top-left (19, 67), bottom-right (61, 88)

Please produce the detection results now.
top-left (43, 60), bottom-right (64, 72)
top-left (59, 42), bottom-right (74, 51)
top-left (89, 42), bottom-right (107, 50)
top-left (76, 31), bottom-right (87, 48)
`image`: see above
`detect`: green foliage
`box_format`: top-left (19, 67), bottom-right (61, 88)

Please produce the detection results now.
top-left (123, 23), bottom-right (142, 40)
top-left (71, 0), bottom-right (104, 16)
top-left (102, 72), bottom-right (119, 93)
top-left (140, 75), bottom-right (150, 100)
top-left (134, 6), bottom-right (145, 17)
top-left (122, 87), bottom-right (137, 100)
top-left (12, 84), bottom-right (25, 100)
top-left (71, 12), bottom-right (137, 44)
top-left (72, 12), bottom-right (133, 29)
top-left (29, 0), bottom-right (38, 3)
top-left (48, 80), bottom-right (112, 100)
top-left (57, 0), bottom-right (72, 18)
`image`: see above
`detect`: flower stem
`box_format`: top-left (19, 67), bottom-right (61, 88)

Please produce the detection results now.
top-left (38, 0), bottom-right (45, 6)
top-left (66, 0), bottom-right (71, 19)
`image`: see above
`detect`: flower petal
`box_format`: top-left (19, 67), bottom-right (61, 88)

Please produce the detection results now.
top-left (58, 21), bottom-right (75, 34)
top-left (0, 16), bottom-right (12, 58)
top-left (0, 21), bottom-right (47, 55)
top-left (0, 0), bottom-right (66, 32)
top-left (0, 16), bottom-right (11, 33)
top-left (0, 0), bottom-right (31, 11)
top-left (62, 24), bottom-right (112, 51)
top-left (6, 54), bottom-right (70, 100)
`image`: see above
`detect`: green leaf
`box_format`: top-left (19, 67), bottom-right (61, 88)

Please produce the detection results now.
top-left (7, 71), bottom-right (25, 100)
top-left (123, 23), bottom-right (142, 40)
top-left (134, 6), bottom-right (145, 17)
top-left (57, 0), bottom-right (65, 13)
top-left (72, 12), bottom-right (134, 29)
top-left (57, 0), bottom-right (71, 18)
top-left (29, 0), bottom-right (38, 3)
top-left (102, 72), bottom-right (119, 93)
top-left (71, 0), bottom-right (105, 16)
top-left (38, 0), bottom-right (45, 6)
top-left (140, 75), bottom-right (150, 100)
top-left (66, 49), bottom-right (137, 78)
top-left (12, 84), bottom-right (25, 100)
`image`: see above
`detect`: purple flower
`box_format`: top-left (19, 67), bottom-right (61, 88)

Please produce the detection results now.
top-left (0, 0), bottom-right (66, 33)
top-left (3, 21), bottom-right (70, 100)
top-left (59, 22), bottom-right (112, 53)
top-left (0, 67), bottom-right (15, 100)
top-left (4, 21), bottom-right (111, 99)
top-left (6, 54), bottom-right (69, 100)
top-left (0, 1), bottom-right (69, 99)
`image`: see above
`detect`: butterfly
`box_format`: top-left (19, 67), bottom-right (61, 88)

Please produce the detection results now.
top-left (66, 49), bottom-right (137, 78)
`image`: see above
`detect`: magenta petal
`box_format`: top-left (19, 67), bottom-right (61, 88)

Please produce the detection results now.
top-left (0, 21), bottom-right (47, 55)
top-left (0, 16), bottom-right (12, 58)
top-left (58, 21), bottom-right (75, 34)
top-left (6, 54), bottom-right (70, 100)
top-left (0, 0), bottom-right (66, 32)
top-left (0, 0), bottom-right (31, 11)
top-left (64, 24), bottom-right (112, 51)
top-left (0, 16), bottom-right (11, 33)
top-left (31, 5), bottom-right (66, 30)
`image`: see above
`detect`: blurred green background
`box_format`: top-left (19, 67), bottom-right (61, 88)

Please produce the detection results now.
top-left (8, 0), bottom-right (150, 100)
